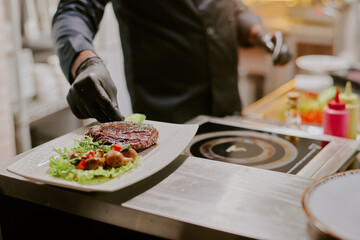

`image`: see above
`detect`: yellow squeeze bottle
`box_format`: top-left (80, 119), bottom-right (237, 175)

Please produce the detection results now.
top-left (339, 81), bottom-right (359, 139)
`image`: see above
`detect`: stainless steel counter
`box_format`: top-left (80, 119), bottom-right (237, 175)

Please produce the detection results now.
top-left (0, 142), bottom-right (313, 239)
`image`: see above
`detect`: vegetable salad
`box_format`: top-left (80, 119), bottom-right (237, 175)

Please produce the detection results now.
top-left (49, 136), bottom-right (140, 185)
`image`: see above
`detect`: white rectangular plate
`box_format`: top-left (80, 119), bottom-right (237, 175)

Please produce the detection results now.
top-left (7, 121), bottom-right (198, 192)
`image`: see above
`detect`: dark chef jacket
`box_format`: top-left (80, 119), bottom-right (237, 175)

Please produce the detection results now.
top-left (52, 0), bottom-right (262, 123)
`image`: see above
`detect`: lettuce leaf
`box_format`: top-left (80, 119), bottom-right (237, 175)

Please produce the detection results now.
top-left (48, 136), bottom-right (140, 185)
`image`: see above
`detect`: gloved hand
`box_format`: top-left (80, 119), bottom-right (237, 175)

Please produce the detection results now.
top-left (67, 56), bottom-right (124, 122)
top-left (254, 30), bottom-right (292, 66)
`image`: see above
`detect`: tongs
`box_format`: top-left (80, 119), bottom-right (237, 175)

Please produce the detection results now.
top-left (271, 31), bottom-right (291, 65)
top-left (272, 31), bottom-right (283, 63)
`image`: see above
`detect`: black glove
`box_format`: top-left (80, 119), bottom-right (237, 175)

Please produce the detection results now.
top-left (67, 56), bottom-right (124, 122)
top-left (254, 30), bottom-right (292, 66)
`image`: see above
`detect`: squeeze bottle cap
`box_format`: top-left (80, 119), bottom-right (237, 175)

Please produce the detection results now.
top-left (286, 91), bottom-right (300, 100)
top-left (339, 81), bottom-right (358, 105)
top-left (328, 87), bottom-right (346, 110)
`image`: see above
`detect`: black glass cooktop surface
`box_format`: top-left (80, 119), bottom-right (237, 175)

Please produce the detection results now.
top-left (186, 122), bottom-right (329, 174)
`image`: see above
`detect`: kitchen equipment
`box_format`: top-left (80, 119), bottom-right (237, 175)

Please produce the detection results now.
top-left (322, 87), bottom-right (349, 138)
top-left (296, 55), bottom-right (350, 74)
top-left (284, 91), bottom-right (301, 129)
top-left (272, 31), bottom-right (283, 63)
top-left (242, 79), bottom-right (360, 128)
top-left (302, 169), bottom-right (360, 239)
top-left (339, 81), bottom-right (359, 139)
top-left (185, 116), bottom-right (358, 178)
top-left (294, 74), bottom-right (333, 93)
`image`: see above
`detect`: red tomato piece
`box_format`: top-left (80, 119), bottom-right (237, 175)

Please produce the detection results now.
top-left (86, 150), bottom-right (94, 159)
top-left (77, 159), bottom-right (86, 170)
top-left (112, 145), bottom-right (122, 152)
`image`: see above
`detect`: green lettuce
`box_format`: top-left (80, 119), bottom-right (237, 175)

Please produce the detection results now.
top-left (48, 136), bottom-right (140, 185)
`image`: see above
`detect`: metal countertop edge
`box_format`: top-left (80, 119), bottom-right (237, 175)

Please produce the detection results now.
top-left (0, 151), bottom-right (312, 240)
top-left (1, 114), bottom-right (354, 239)
top-left (0, 154), bottom-right (248, 240)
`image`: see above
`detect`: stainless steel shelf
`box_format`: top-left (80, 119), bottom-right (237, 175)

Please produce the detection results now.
top-left (25, 96), bottom-right (68, 124)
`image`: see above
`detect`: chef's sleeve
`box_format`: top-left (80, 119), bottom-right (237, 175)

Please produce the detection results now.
top-left (52, 0), bottom-right (110, 82)
top-left (232, 0), bottom-right (263, 47)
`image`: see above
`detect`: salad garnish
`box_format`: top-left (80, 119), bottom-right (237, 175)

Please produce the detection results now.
top-left (49, 136), bottom-right (140, 185)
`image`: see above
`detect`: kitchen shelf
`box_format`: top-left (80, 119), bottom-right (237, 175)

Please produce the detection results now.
top-left (25, 96), bottom-right (68, 125)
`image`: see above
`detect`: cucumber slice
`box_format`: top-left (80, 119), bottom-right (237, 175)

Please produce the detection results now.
top-left (124, 113), bottom-right (146, 123)
top-left (318, 86), bottom-right (337, 106)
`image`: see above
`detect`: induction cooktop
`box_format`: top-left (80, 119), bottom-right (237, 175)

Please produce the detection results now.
top-left (184, 116), bottom-right (358, 178)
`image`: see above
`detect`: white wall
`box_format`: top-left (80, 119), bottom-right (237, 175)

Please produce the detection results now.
top-left (0, 0), bottom-right (16, 160)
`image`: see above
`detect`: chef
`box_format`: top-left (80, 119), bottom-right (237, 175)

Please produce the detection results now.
top-left (52, 0), bottom-right (291, 123)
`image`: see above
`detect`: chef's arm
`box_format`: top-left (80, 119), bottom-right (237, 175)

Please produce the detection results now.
top-left (232, 0), bottom-right (262, 47)
top-left (52, 0), bottom-right (109, 82)
top-left (71, 50), bottom-right (97, 79)
top-left (232, 0), bottom-right (291, 65)
top-left (52, 0), bottom-right (123, 122)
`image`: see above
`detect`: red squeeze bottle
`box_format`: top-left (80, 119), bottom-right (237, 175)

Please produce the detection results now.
top-left (322, 87), bottom-right (349, 138)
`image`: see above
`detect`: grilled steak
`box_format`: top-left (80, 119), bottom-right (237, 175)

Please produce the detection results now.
top-left (86, 121), bottom-right (159, 152)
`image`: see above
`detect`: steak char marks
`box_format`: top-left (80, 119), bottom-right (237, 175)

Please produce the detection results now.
top-left (86, 121), bottom-right (159, 152)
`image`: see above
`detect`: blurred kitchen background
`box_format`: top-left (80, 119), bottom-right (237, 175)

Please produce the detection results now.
top-left (0, 0), bottom-right (359, 160)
